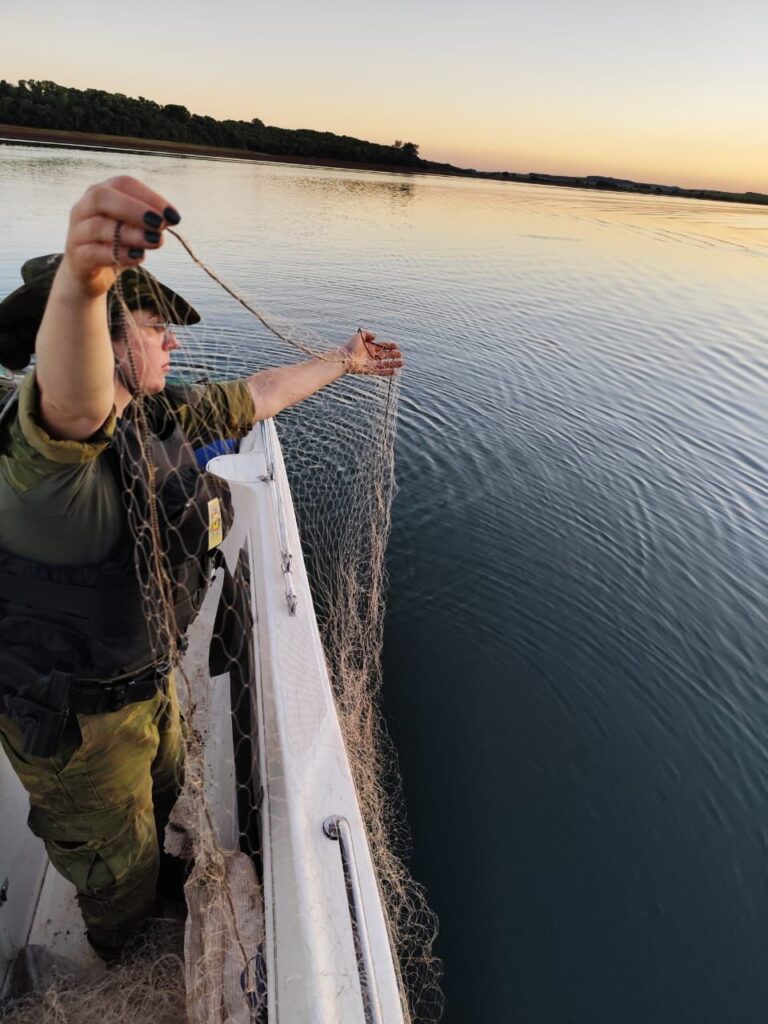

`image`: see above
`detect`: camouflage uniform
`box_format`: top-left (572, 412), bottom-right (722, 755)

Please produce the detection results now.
top-left (0, 370), bottom-right (255, 955)
top-left (0, 677), bottom-right (184, 952)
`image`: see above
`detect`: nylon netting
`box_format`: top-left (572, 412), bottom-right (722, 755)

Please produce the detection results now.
top-left (1, 235), bottom-right (442, 1024)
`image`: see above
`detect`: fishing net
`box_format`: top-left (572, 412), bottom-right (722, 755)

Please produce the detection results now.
top-left (1, 928), bottom-right (185, 1024)
top-left (2, 234), bottom-right (441, 1023)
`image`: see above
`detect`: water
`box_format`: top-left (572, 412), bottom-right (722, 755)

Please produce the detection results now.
top-left (2, 145), bottom-right (767, 1023)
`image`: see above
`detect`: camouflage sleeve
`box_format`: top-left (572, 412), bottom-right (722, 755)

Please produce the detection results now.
top-left (168, 379), bottom-right (256, 448)
top-left (0, 370), bottom-right (117, 493)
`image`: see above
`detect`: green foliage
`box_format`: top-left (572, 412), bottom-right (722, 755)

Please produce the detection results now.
top-left (0, 80), bottom-right (425, 168)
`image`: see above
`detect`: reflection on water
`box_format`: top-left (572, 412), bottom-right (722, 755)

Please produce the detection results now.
top-left (1, 145), bottom-right (767, 1024)
top-left (289, 169), bottom-right (416, 204)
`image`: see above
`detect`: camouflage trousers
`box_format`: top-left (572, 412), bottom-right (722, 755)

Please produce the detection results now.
top-left (0, 674), bottom-right (184, 954)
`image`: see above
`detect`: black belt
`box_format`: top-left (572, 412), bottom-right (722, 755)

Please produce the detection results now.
top-left (2, 663), bottom-right (171, 758)
top-left (68, 666), bottom-right (169, 715)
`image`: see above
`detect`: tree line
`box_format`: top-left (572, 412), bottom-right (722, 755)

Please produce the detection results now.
top-left (0, 79), bottom-right (423, 167)
top-left (3, 79), bottom-right (763, 205)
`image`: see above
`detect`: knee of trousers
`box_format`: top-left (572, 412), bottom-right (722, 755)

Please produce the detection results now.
top-left (28, 798), bottom-right (159, 922)
top-left (77, 857), bottom-right (159, 947)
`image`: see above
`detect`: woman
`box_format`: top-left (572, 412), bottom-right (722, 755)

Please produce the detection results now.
top-left (0, 175), bottom-right (402, 961)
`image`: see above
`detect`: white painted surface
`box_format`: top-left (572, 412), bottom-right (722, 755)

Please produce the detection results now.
top-left (0, 754), bottom-right (48, 992)
top-left (211, 421), bottom-right (406, 1024)
top-left (27, 865), bottom-right (101, 971)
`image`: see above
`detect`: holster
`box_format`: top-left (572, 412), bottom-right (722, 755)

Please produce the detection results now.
top-left (3, 667), bottom-right (74, 758)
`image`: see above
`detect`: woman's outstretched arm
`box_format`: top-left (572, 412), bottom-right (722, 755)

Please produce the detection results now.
top-left (245, 330), bottom-right (403, 421)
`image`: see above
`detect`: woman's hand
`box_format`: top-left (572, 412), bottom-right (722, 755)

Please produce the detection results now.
top-left (62, 175), bottom-right (181, 298)
top-left (36, 176), bottom-right (180, 439)
top-left (245, 330), bottom-right (403, 420)
top-left (341, 330), bottom-right (404, 376)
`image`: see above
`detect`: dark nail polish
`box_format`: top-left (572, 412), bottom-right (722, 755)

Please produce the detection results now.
top-left (163, 206), bottom-right (181, 225)
top-left (144, 229), bottom-right (161, 244)
top-left (128, 248), bottom-right (144, 259)
top-left (144, 211), bottom-right (163, 229)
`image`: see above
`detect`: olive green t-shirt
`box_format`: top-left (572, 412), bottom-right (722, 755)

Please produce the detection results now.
top-left (0, 371), bottom-right (255, 566)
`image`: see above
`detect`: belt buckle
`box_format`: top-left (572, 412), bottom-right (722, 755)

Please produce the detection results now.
top-left (110, 683), bottom-right (129, 711)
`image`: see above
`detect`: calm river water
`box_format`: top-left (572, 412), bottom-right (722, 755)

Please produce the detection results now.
top-left (1, 144), bottom-right (767, 1024)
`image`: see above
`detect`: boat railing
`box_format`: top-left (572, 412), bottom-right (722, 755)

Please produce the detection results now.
top-left (259, 419), bottom-right (298, 614)
top-left (323, 814), bottom-right (386, 1024)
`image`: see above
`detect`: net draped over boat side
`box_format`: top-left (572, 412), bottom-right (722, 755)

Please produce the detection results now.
top-left (1, 239), bottom-right (442, 1024)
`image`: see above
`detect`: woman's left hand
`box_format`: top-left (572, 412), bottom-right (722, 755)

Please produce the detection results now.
top-left (341, 330), bottom-right (404, 376)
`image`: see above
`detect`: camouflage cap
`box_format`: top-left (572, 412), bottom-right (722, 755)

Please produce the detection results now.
top-left (0, 254), bottom-right (200, 370)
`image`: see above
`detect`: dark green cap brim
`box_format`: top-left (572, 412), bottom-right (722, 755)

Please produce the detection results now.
top-left (107, 265), bottom-right (201, 329)
top-left (0, 254), bottom-right (200, 370)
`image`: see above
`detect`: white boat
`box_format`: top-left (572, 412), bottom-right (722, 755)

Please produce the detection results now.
top-left (0, 418), bottom-right (406, 1024)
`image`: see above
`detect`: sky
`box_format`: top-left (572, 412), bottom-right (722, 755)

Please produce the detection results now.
top-left (2, 0), bottom-right (767, 192)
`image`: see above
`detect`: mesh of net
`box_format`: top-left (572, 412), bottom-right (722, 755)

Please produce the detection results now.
top-left (1, 927), bottom-right (186, 1024)
top-left (3, 236), bottom-right (442, 1022)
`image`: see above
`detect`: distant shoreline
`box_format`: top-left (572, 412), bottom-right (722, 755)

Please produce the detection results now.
top-left (0, 124), bottom-right (434, 176)
top-left (2, 124), bottom-right (767, 208)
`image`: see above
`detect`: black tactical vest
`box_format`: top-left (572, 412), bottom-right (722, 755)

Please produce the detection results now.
top-left (0, 387), bottom-right (233, 729)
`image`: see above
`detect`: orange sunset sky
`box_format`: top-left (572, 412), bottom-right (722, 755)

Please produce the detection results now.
top-left (2, 0), bottom-right (766, 193)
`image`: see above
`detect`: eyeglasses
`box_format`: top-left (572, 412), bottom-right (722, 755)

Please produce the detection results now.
top-left (142, 320), bottom-right (173, 336)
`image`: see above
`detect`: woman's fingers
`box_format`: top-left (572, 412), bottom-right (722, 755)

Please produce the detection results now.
top-left (73, 186), bottom-right (166, 238)
top-left (369, 362), bottom-right (402, 377)
top-left (368, 348), bottom-right (402, 363)
top-left (63, 175), bottom-right (180, 290)
top-left (344, 336), bottom-right (404, 375)
top-left (369, 342), bottom-right (401, 359)
top-left (73, 176), bottom-right (179, 230)
top-left (366, 340), bottom-right (403, 361)
top-left (356, 332), bottom-right (400, 355)
top-left (76, 242), bottom-right (148, 269)
top-left (346, 330), bottom-right (404, 375)
top-left (369, 342), bottom-right (403, 375)
top-left (101, 175), bottom-right (180, 224)
top-left (70, 215), bottom-right (165, 253)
